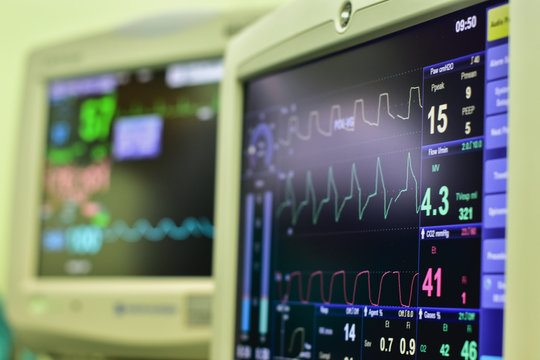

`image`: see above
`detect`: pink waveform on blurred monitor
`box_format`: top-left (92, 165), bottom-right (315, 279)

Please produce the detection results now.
top-left (45, 160), bottom-right (111, 203)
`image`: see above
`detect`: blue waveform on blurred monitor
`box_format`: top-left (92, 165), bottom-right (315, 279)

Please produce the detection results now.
top-left (46, 217), bottom-right (213, 255)
top-left (104, 217), bottom-right (214, 242)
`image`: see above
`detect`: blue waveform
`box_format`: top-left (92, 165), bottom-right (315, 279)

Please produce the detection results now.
top-left (60, 217), bottom-right (213, 255)
top-left (104, 217), bottom-right (214, 242)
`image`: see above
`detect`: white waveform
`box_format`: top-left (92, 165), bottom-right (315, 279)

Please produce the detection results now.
top-left (279, 86), bottom-right (422, 146)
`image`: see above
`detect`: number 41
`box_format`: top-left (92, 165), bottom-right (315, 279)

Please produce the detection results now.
top-left (422, 267), bottom-right (442, 297)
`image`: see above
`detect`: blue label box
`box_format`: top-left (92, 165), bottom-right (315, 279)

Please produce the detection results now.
top-left (486, 43), bottom-right (509, 81)
top-left (484, 158), bottom-right (507, 194)
top-left (485, 114), bottom-right (508, 150)
top-left (482, 274), bottom-right (505, 309)
top-left (482, 239), bottom-right (506, 273)
top-left (486, 79), bottom-right (508, 115)
top-left (113, 115), bottom-right (164, 161)
top-left (483, 194), bottom-right (507, 228)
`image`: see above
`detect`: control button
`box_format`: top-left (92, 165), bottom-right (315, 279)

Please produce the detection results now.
top-left (485, 114), bottom-right (508, 150)
top-left (487, 4), bottom-right (509, 42)
top-left (483, 194), bottom-right (507, 229)
top-left (486, 43), bottom-right (508, 80)
top-left (484, 158), bottom-right (507, 194)
top-left (482, 275), bottom-right (505, 309)
top-left (482, 239), bottom-right (506, 274)
top-left (486, 78), bottom-right (508, 115)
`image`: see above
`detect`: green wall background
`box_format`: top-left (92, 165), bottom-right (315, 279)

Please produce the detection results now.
top-left (0, 0), bottom-right (286, 300)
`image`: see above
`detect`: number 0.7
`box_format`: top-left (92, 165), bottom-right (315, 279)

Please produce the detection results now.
top-left (428, 104), bottom-right (448, 134)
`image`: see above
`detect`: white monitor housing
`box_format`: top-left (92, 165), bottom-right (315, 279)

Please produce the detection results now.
top-left (7, 8), bottom-right (268, 359)
top-left (212, 0), bottom-right (540, 359)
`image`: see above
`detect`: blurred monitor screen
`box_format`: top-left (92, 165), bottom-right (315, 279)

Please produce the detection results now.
top-left (40, 59), bottom-right (221, 277)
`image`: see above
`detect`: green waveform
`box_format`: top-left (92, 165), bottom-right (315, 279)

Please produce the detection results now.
top-left (48, 142), bottom-right (87, 165)
top-left (276, 153), bottom-right (420, 225)
top-left (48, 142), bottom-right (109, 165)
top-left (118, 94), bottom-right (219, 119)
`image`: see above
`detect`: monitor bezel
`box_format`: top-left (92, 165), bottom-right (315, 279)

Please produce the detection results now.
top-left (7, 9), bottom-right (266, 359)
top-left (211, 0), bottom-right (535, 359)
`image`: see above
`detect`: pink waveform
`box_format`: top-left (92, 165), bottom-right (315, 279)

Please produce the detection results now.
top-left (276, 270), bottom-right (418, 307)
top-left (45, 160), bottom-right (111, 203)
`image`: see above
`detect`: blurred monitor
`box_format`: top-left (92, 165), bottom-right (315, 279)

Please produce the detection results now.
top-left (212, 0), bottom-right (539, 359)
top-left (7, 9), bottom-right (268, 359)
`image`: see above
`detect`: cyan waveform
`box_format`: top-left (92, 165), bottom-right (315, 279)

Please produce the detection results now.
top-left (104, 217), bottom-right (213, 242)
top-left (61, 217), bottom-right (212, 255)
top-left (279, 86), bottom-right (422, 146)
top-left (276, 153), bottom-right (419, 226)
top-left (65, 225), bottom-right (103, 255)
top-left (276, 270), bottom-right (418, 307)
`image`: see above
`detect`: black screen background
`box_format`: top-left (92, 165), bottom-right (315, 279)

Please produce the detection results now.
top-left (39, 64), bottom-right (218, 277)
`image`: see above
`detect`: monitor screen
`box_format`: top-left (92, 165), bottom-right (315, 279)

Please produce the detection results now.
top-left (40, 59), bottom-right (222, 277)
top-left (234, 1), bottom-right (507, 359)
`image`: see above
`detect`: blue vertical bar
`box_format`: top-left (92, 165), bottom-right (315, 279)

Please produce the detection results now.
top-left (241, 193), bottom-right (255, 334)
top-left (480, 4), bottom-right (509, 358)
top-left (259, 191), bottom-right (273, 336)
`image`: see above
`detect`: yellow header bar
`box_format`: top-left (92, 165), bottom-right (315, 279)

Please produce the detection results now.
top-left (487, 4), bottom-right (509, 41)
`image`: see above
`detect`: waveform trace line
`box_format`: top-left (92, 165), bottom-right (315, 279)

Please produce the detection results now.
top-left (397, 86), bottom-right (423, 120)
top-left (276, 152), bottom-right (420, 226)
top-left (278, 86), bottom-right (422, 146)
top-left (288, 327), bottom-right (306, 355)
top-left (61, 217), bottom-right (213, 255)
top-left (105, 216), bottom-right (213, 242)
top-left (276, 270), bottom-right (418, 307)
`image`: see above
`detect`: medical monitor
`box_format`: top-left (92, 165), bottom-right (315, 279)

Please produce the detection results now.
top-left (212, 0), bottom-right (539, 359)
top-left (7, 9), bottom-right (266, 359)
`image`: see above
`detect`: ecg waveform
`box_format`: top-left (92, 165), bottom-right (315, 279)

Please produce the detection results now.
top-left (288, 327), bottom-right (306, 355)
top-left (118, 96), bottom-right (218, 120)
top-left (279, 86), bottom-right (422, 146)
top-left (276, 270), bottom-right (418, 307)
top-left (276, 153), bottom-right (419, 226)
